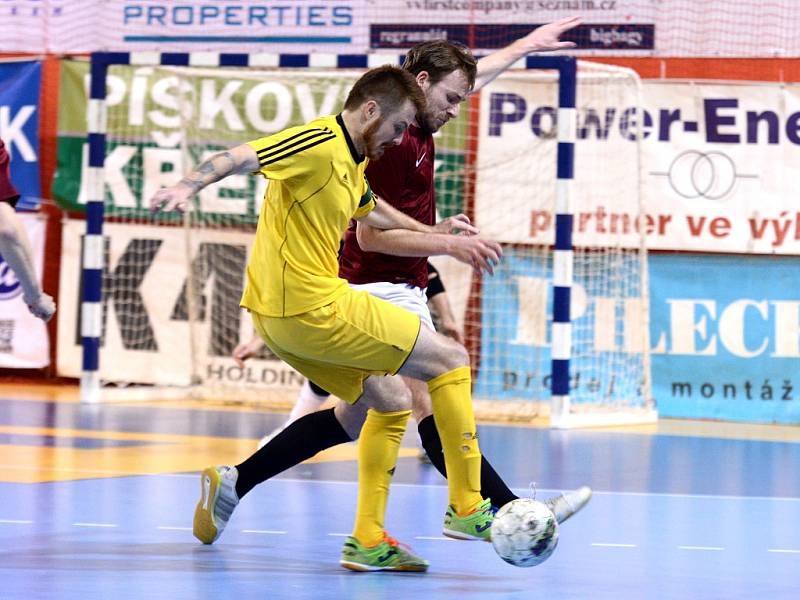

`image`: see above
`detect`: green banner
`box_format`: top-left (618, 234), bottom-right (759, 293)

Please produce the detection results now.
top-left (53, 59), bottom-right (471, 221)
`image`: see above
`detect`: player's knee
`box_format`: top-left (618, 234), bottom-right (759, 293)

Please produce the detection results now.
top-left (436, 340), bottom-right (469, 373)
top-left (378, 383), bottom-right (412, 412)
top-left (361, 377), bottom-right (412, 413)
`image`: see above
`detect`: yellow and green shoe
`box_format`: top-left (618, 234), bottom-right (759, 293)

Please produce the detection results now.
top-left (340, 533), bottom-right (429, 572)
top-left (443, 498), bottom-right (494, 541)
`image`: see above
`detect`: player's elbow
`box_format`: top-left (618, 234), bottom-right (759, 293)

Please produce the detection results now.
top-left (356, 225), bottom-right (379, 253)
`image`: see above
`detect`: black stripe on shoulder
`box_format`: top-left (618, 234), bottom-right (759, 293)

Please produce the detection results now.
top-left (257, 127), bottom-right (329, 156)
top-left (258, 129), bottom-right (335, 163)
top-left (260, 133), bottom-right (337, 166)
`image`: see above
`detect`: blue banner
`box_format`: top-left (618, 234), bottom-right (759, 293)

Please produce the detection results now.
top-left (0, 61), bottom-right (41, 209)
top-left (473, 248), bottom-right (647, 407)
top-left (650, 254), bottom-right (800, 424)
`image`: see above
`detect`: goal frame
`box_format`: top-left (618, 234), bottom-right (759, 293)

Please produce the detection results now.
top-left (81, 51), bottom-right (655, 428)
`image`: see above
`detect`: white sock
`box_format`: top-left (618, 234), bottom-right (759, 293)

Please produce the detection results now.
top-left (286, 380), bottom-right (329, 424)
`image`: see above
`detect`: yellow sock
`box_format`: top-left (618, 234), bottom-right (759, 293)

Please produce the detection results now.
top-left (428, 366), bottom-right (483, 515)
top-left (351, 408), bottom-right (411, 547)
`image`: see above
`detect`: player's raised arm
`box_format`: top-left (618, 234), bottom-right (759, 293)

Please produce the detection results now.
top-left (473, 16), bottom-right (582, 92)
top-left (149, 143), bottom-right (260, 212)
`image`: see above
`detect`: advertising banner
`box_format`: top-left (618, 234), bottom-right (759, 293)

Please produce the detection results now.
top-left (476, 75), bottom-right (800, 255)
top-left (53, 60), bottom-right (361, 219)
top-left (0, 61), bottom-right (42, 208)
top-left (52, 60), bottom-right (469, 218)
top-left (649, 253), bottom-right (800, 424)
top-left (0, 214), bottom-right (50, 368)
top-left (57, 219), bottom-right (303, 392)
top-left (369, 1), bottom-right (655, 52)
top-left (472, 247), bottom-right (646, 405)
top-left (1, 1), bottom-right (367, 54)
top-left (3, 1), bottom-right (797, 56)
top-left (468, 250), bottom-right (800, 424)
top-left (368, 1), bottom-right (797, 56)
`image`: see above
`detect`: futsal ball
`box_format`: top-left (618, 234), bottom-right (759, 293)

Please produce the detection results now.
top-left (490, 498), bottom-right (559, 567)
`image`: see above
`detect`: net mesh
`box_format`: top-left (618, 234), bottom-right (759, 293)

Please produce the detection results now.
top-left (454, 63), bottom-right (652, 422)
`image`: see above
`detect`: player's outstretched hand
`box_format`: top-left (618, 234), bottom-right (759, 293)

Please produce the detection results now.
top-left (232, 342), bottom-right (252, 369)
top-left (450, 236), bottom-right (503, 276)
top-left (24, 291), bottom-right (56, 322)
top-left (517, 16), bottom-right (582, 53)
top-left (150, 186), bottom-right (192, 213)
top-left (434, 213), bottom-right (479, 236)
top-left (232, 336), bottom-right (266, 368)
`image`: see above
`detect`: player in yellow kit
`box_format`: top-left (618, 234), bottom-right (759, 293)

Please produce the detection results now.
top-left (151, 65), bottom-right (502, 572)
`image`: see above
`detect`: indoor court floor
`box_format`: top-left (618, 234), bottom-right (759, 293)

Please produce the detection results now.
top-left (0, 384), bottom-right (798, 599)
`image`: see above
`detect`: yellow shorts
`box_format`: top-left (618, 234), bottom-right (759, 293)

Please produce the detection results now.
top-left (251, 289), bottom-right (421, 403)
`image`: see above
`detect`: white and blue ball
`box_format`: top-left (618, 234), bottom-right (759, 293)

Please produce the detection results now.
top-left (491, 498), bottom-right (559, 567)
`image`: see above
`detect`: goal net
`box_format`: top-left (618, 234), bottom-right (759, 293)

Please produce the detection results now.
top-left (72, 54), bottom-right (653, 427)
top-left (464, 60), bottom-right (654, 427)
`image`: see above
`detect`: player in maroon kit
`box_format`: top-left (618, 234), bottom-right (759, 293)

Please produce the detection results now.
top-left (0, 139), bottom-right (55, 322)
top-left (202, 18), bottom-right (591, 566)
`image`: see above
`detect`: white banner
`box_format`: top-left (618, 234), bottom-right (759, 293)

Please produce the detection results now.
top-left (0, 213), bottom-right (50, 368)
top-left (2, 0), bottom-right (368, 54)
top-left (57, 219), bottom-right (303, 392)
top-left (476, 76), bottom-right (800, 255)
top-left (3, 0), bottom-right (797, 56)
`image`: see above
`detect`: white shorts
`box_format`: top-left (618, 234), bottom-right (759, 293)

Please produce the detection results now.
top-left (349, 281), bottom-right (435, 331)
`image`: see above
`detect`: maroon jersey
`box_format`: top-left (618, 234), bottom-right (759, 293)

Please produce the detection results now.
top-left (0, 139), bottom-right (20, 207)
top-left (339, 124), bottom-right (434, 288)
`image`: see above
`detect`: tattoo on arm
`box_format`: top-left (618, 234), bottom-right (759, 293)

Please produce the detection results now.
top-left (179, 151), bottom-right (237, 194)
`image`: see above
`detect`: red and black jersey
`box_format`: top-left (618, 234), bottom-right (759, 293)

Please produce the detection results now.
top-left (339, 124), bottom-right (435, 288)
top-left (0, 139), bottom-right (20, 207)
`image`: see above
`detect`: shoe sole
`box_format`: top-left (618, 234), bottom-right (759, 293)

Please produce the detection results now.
top-left (193, 467), bottom-right (221, 544)
top-left (554, 486), bottom-right (593, 524)
top-left (340, 560), bottom-right (428, 572)
top-left (442, 528), bottom-right (491, 542)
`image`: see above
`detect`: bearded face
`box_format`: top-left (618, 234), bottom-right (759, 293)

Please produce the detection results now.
top-left (417, 69), bottom-right (471, 134)
top-left (361, 99), bottom-right (418, 160)
top-left (362, 117), bottom-right (386, 159)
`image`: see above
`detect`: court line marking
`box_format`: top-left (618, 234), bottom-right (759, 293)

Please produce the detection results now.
top-left (265, 477), bottom-right (800, 503)
top-left (242, 529), bottom-right (287, 535)
top-left (3, 470), bottom-right (798, 503)
top-left (124, 474), bottom-right (800, 503)
top-left (1, 515), bottom-right (795, 555)
top-left (0, 464), bottom-right (158, 475)
top-left (583, 490), bottom-right (800, 503)
top-left (0, 519), bottom-right (32, 524)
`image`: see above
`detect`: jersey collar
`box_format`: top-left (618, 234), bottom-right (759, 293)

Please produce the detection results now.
top-left (336, 113), bottom-right (365, 164)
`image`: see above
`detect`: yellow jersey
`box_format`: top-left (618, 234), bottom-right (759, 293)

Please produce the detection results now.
top-left (241, 114), bottom-right (377, 317)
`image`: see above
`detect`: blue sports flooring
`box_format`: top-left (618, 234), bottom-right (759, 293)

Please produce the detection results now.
top-left (0, 386), bottom-right (798, 599)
